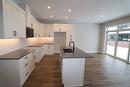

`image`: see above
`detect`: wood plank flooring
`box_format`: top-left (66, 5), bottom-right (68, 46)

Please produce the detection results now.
top-left (23, 54), bottom-right (62, 87)
top-left (85, 54), bottom-right (130, 87)
top-left (23, 53), bottom-right (130, 87)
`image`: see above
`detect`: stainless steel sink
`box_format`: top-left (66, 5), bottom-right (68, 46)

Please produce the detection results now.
top-left (63, 48), bottom-right (73, 53)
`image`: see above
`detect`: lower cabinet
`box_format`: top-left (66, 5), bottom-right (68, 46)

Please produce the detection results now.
top-left (62, 58), bottom-right (85, 87)
top-left (0, 51), bottom-right (35, 87)
top-left (44, 44), bottom-right (54, 55)
top-left (29, 46), bottom-right (44, 62)
top-left (28, 44), bottom-right (54, 62)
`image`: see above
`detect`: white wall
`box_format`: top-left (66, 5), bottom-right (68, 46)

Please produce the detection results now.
top-left (72, 24), bottom-right (100, 53)
top-left (99, 16), bottom-right (130, 53)
top-left (54, 23), bottom-right (101, 53)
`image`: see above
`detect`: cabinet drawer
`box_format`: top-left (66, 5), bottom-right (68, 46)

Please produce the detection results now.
top-left (24, 68), bottom-right (30, 79)
top-left (23, 53), bottom-right (32, 64)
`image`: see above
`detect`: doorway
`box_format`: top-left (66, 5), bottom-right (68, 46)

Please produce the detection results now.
top-left (54, 32), bottom-right (66, 53)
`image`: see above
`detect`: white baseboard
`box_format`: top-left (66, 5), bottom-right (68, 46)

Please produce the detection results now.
top-left (85, 51), bottom-right (102, 54)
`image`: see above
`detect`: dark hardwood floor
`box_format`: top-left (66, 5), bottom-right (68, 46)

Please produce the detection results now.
top-left (23, 54), bottom-right (62, 87)
top-left (23, 54), bottom-right (130, 87)
top-left (85, 54), bottom-right (130, 87)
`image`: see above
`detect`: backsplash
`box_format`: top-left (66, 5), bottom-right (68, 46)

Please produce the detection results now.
top-left (0, 38), bottom-right (38, 55)
top-left (38, 37), bottom-right (54, 43)
top-left (0, 38), bottom-right (54, 55)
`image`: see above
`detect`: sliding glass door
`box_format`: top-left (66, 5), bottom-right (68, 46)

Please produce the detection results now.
top-left (105, 24), bottom-right (130, 62)
top-left (116, 31), bottom-right (130, 60)
top-left (106, 32), bottom-right (117, 56)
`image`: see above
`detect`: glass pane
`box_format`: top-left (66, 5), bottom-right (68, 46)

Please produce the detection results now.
top-left (118, 24), bottom-right (130, 30)
top-left (108, 26), bottom-right (118, 31)
top-left (116, 31), bottom-right (130, 60)
top-left (106, 32), bottom-right (117, 56)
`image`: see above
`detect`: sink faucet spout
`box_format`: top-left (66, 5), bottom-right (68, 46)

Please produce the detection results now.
top-left (69, 41), bottom-right (75, 52)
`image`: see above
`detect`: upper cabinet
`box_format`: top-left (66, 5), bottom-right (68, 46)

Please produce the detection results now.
top-left (0, 0), bottom-right (50, 39)
top-left (0, 0), bottom-right (26, 39)
top-left (33, 19), bottom-right (43, 38)
top-left (53, 24), bottom-right (67, 32)
top-left (26, 13), bottom-right (35, 28)
top-left (44, 24), bottom-right (54, 37)
top-left (26, 10), bottom-right (44, 38)
top-left (38, 23), bottom-right (44, 37)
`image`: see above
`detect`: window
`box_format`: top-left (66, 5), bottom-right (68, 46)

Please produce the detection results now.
top-left (107, 26), bottom-right (118, 31)
top-left (118, 24), bottom-right (130, 30)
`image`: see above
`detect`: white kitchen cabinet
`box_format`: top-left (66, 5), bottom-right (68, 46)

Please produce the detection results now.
top-left (26, 5), bottom-right (44, 38)
top-left (29, 46), bottom-right (44, 62)
top-left (44, 44), bottom-right (54, 55)
top-left (44, 24), bottom-right (54, 37)
top-left (0, 0), bottom-right (26, 38)
top-left (38, 23), bottom-right (44, 37)
top-left (33, 19), bottom-right (42, 38)
top-left (43, 44), bottom-right (49, 55)
top-left (49, 44), bottom-right (54, 55)
top-left (53, 24), bottom-right (67, 32)
top-left (19, 51), bottom-right (35, 84)
top-left (31, 47), bottom-right (41, 62)
top-left (62, 58), bottom-right (85, 87)
top-left (36, 22), bottom-right (43, 37)
top-left (0, 51), bottom-right (35, 87)
top-left (26, 13), bottom-right (35, 28)
top-left (26, 11), bottom-right (42, 38)
top-left (28, 51), bottom-right (35, 74)
top-left (41, 45), bottom-right (44, 57)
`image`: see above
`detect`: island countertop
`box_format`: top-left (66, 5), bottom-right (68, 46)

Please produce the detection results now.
top-left (60, 46), bottom-right (93, 58)
top-left (0, 48), bottom-right (35, 60)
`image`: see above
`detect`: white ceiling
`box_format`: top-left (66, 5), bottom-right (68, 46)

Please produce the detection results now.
top-left (23, 0), bottom-right (130, 24)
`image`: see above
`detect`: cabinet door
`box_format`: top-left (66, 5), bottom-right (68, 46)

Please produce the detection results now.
top-left (26, 13), bottom-right (32, 28)
top-left (19, 58), bottom-right (26, 86)
top-left (54, 24), bottom-right (62, 32)
top-left (3, 0), bottom-right (26, 38)
top-left (29, 51), bottom-right (35, 73)
top-left (53, 24), bottom-right (66, 32)
top-left (44, 24), bottom-right (54, 37)
top-left (33, 19), bottom-right (39, 37)
top-left (41, 46), bottom-right (44, 57)
top-left (49, 44), bottom-right (54, 55)
top-left (33, 47), bottom-right (41, 62)
top-left (40, 46), bottom-right (43, 60)
top-left (39, 23), bottom-right (44, 37)
top-left (43, 45), bottom-right (49, 55)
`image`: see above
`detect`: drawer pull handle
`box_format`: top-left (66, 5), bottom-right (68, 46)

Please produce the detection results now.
top-left (13, 31), bottom-right (17, 36)
top-left (25, 56), bottom-right (28, 59)
top-left (26, 72), bottom-right (29, 76)
top-left (25, 63), bottom-right (29, 67)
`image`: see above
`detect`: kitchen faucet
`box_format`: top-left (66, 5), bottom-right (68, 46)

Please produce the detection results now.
top-left (69, 41), bottom-right (75, 52)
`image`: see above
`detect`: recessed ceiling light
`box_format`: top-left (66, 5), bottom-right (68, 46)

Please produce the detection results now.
top-left (50, 15), bottom-right (53, 18)
top-left (48, 6), bottom-right (51, 9)
top-left (65, 15), bottom-right (68, 19)
top-left (100, 14), bottom-right (104, 18)
top-left (68, 9), bottom-right (72, 12)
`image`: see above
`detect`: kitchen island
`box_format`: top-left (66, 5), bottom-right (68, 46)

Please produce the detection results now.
top-left (60, 46), bottom-right (93, 87)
